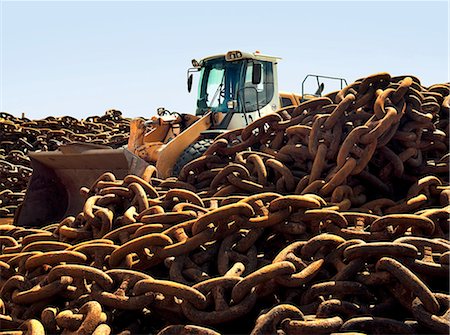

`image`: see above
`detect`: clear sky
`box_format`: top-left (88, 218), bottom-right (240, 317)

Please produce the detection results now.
top-left (1, 1), bottom-right (449, 120)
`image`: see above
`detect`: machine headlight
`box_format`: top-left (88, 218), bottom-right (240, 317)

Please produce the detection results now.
top-left (226, 50), bottom-right (243, 61)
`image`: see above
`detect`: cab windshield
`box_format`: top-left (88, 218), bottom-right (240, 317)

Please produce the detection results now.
top-left (196, 57), bottom-right (243, 114)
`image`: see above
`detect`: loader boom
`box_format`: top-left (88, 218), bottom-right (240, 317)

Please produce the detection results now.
top-left (156, 111), bottom-right (224, 178)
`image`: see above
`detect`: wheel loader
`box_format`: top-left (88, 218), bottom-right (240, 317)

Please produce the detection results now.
top-left (16, 50), bottom-right (347, 227)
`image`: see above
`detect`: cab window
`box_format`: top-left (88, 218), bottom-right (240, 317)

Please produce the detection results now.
top-left (197, 58), bottom-right (242, 114)
top-left (241, 61), bottom-right (274, 112)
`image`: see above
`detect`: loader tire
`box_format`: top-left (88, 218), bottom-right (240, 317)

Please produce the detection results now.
top-left (172, 138), bottom-right (214, 176)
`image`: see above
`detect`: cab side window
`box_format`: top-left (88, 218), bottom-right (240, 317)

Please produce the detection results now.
top-left (242, 61), bottom-right (274, 112)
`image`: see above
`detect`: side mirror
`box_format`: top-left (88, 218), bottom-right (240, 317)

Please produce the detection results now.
top-left (187, 74), bottom-right (193, 93)
top-left (252, 63), bottom-right (262, 85)
top-left (315, 83), bottom-right (324, 96)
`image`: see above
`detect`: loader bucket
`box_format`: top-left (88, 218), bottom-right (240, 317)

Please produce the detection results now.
top-left (15, 143), bottom-right (150, 227)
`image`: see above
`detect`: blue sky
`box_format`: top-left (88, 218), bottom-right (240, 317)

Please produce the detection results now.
top-left (1, 1), bottom-right (449, 119)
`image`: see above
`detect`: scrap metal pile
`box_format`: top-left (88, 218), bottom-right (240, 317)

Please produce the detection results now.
top-left (0, 73), bottom-right (449, 334)
top-left (0, 110), bottom-right (130, 219)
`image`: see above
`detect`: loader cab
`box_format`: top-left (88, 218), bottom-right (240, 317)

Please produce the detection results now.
top-left (188, 50), bottom-right (281, 128)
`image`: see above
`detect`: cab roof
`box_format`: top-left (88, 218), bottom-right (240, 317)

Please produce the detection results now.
top-left (198, 50), bottom-right (281, 66)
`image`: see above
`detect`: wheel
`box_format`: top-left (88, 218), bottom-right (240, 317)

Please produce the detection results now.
top-left (172, 138), bottom-right (214, 176)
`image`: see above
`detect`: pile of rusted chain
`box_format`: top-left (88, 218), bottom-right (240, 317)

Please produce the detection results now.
top-left (0, 110), bottom-right (130, 218)
top-left (0, 73), bottom-right (449, 334)
top-left (0, 173), bottom-right (449, 334)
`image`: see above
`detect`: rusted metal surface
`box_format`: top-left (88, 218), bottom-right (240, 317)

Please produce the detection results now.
top-left (0, 110), bottom-right (130, 219)
top-left (0, 74), bottom-right (449, 334)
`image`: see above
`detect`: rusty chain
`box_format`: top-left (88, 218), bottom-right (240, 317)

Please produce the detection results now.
top-left (0, 110), bottom-right (130, 219)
